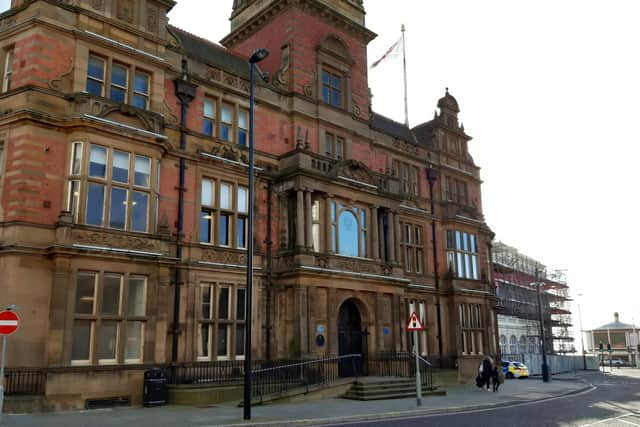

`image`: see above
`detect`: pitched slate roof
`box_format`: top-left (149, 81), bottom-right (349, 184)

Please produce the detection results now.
top-left (411, 120), bottom-right (436, 147)
top-left (168, 26), bottom-right (253, 80)
top-left (370, 113), bottom-right (416, 143)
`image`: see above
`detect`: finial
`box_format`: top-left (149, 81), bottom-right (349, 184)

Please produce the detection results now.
top-left (445, 87), bottom-right (449, 94)
top-left (401, 24), bottom-right (406, 32)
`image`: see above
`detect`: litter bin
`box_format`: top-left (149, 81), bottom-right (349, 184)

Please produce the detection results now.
top-left (143, 368), bottom-right (168, 407)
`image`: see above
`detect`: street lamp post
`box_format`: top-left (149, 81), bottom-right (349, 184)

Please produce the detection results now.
top-left (535, 266), bottom-right (550, 382)
top-left (577, 294), bottom-right (587, 370)
top-left (243, 47), bottom-right (269, 421)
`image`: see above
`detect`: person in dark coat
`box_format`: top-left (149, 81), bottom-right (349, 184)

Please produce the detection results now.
top-left (481, 356), bottom-right (493, 391)
top-left (492, 362), bottom-right (500, 392)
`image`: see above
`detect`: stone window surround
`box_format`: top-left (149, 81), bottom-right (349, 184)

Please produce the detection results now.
top-left (197, 282), bottom-right (247, 361)
top-left (85, 52), bottom-right (152, 110)
top-left (1, 45), bottom-right (14, 93)
top-left (66, 140), bottom-right (159, 234)
top-left (198, 173), bottom-right (249, 250)
top-left (70, 270), bottom-right (148, 366)
top-left (318, 127), bottom-right (352, 160)
top-left (459, 303), bottom-right (484, 355)
top-left (200, 94), bottom-right (250, 146)
top-left (316, 43), bottom-right (353, 112)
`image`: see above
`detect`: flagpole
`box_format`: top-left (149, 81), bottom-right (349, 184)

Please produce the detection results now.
top-left (402, 24), bottom-right (409, 127)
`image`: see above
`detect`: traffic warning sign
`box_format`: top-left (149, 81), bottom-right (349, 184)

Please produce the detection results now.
top-left (406, 311), bottom-right (424, 331)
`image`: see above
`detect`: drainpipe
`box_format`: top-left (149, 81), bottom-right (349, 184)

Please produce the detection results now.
top-left (265, 180), bottom-right (273, 361)
top-left (427, 165), bottom-right (444, 368)
top-left (172, 62), bottom-right (197, 366)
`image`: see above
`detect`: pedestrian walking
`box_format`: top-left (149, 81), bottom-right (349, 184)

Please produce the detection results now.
top-left (492, 361), bottom-right (501, 392)
top-left (480, 355), bottom-right (493, 391)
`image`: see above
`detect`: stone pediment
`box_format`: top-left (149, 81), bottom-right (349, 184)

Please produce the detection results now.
top-left (329, 160), bottom-right (377, 187)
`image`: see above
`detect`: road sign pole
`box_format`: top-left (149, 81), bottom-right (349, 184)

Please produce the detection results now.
top-left (0, 335), bottom-right (7, 423)
top-left (414, 330), bottom-right (422, 407)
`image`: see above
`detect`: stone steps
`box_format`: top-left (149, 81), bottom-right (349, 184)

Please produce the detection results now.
top-left (343, 378), bottom-right (446, 401)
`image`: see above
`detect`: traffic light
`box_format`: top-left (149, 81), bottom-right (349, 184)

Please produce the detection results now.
top-left (607, 343), bottom-right (612, 353)
top-left (599, 342), bottom-right (603, 352)
top-left (637, 344), bottom-right (640, 353)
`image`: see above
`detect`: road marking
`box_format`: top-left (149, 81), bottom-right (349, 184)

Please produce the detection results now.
top-left (309, 386), bottom-right (597, 426)
top-left (578, 413), bottom-right (635, 427)
top-left (619, 418), bottom-right (640, 427)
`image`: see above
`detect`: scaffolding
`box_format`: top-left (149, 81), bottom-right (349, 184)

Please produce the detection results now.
top-left (493, 242), bottom-right (575, 355)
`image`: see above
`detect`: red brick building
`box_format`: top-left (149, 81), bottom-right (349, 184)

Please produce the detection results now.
top-left (0, 0), bottom-right (497, 408)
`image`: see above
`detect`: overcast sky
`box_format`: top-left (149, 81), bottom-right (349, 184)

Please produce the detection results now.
top-left (166, 1), bottom-right (639, 338)
top-left (1, 0), bottom-right (636, 340)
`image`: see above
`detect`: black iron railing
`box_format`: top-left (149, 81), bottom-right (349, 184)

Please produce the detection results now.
top-left (368, 352), bottom-right (433, 389)
top-left (251, 354), bottom-right (362, 399)
top-left (168, 360), bottom-right (249, 385)
top-left (4, 369), bottom-right (46, 395)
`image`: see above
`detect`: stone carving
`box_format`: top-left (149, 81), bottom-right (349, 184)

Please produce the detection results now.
top-left (329, 159), bottom-right (377, 187)
top-left (211, 144), bottom-right (248, 164)
top-left (392, 138), bottom-right (419, 155)
top-left (334, 259), bottom-right (378, 274)
top-left (224, 74), bottom-right (237, 87)
top-left (352, 103), bottom-right (361, 118)
top-left (302, 71), bottom-right (317, 98)
top-left (0, 17), bottom-right (16, 31)
top-left (202, 249), bottom-right (246, 265)
top-left (274, 44), bottom-right (290, 88)
top-left (162, 98), bottom-right (178, 125)
top-left (73, 230), bottom-right (161, 251)
top-left (206, 68), bottom-right (222, 82)
top-left (72, 94), bottom-right (165, 134)
top-left (146, 7), bottom-right (158, 33)
top-left (315, 255), bottom-right (329, 268)
top-left (49, 57), bottom-right (74, 92)
top-left (117, 0), bottom-right (134, 24)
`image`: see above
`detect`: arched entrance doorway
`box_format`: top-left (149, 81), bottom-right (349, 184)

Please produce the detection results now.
top-left (338, 299), bottom-right (366, 376)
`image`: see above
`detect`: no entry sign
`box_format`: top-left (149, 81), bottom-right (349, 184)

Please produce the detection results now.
top-left (0, 311), bottom-right (19, 335)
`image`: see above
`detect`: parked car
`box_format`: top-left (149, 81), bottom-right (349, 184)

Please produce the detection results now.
top-left (502, 360), bottom-right (529, 379)
top-left (609, 359), bottom-right (627, 367)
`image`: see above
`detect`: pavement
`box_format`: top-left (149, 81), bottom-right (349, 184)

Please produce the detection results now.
top-left (2, 371), bottom-right (594, 427)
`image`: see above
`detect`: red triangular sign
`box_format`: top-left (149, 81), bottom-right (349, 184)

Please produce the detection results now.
top-left (406, 311), bottom-right (424, 331)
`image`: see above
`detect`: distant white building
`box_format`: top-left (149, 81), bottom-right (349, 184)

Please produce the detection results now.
top-left (586, 313), bottom-right (639, 364)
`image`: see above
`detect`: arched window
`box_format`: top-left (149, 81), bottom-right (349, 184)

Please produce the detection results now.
top-left (338, 210), bottom-right (358, 257)
top-left (499, 335), bottom-right (507, 354)
top-left (528, 336), bottom-right (537, 354)
top-left (331, 201), bottom-right (367, 257)
top-left (509, 335), bottom-right (517, 354)
top-left (519, 335), bottom-right (527, 353)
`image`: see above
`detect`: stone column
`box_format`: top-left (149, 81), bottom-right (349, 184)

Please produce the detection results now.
top-left (325, 195), bottom-right (333, 253)
top-left (378, 211), bottom-right (385, 261)
top-left (305, 190), bottom-right (313, 249)
top-left (296, 189), bottom-right (305, 248)
top-left (371, 206), bottom-right (379, 260)
top-left (327, 288), bottom-right (338, 354)
top-left (387, 210), bottom-right (396, 262)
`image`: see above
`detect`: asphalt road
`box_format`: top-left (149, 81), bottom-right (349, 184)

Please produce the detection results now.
top-left (324, 370), bottom-right (640, 427)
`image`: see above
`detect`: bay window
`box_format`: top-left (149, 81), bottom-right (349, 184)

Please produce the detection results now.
top-left (68, 142), bottom-right (154, 233)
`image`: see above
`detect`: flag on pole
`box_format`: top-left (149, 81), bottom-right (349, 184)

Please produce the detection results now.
top-left (370, 38), bottom-right (402, 69)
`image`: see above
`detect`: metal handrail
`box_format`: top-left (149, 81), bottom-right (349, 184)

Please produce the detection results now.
top-left (251, 354), bottom-right (363, 399)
